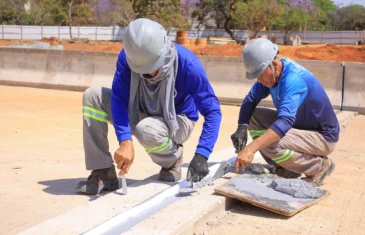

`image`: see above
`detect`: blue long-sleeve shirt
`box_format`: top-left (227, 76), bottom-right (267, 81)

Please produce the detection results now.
top-left (111, 44), bottom-right (222, 158)
top-left (239, 58), bottom-right (340, 142)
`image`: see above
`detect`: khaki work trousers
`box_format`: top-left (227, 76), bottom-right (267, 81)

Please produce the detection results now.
top-left (82, 87), bottom-right (195, 170)
top-left (249, 108), bottom-right (337, 176)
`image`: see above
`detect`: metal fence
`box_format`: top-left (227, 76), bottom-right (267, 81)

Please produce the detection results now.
top-left (1, 25), bottom-right (365, 44)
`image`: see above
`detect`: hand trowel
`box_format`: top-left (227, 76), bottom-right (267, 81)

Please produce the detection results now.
top-left (179, 161), bottom-right (232, 195)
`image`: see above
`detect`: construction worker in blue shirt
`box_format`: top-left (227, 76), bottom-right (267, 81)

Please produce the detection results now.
top-left (77, 18), bottom-right (222, 195)
top-left (231, 38), bottom-right (340, 186)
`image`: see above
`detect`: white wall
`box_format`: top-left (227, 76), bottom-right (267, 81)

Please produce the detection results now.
top-left (1, 25), bottom-right (365, 44)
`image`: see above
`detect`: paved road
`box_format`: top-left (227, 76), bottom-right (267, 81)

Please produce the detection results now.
top-left (0, 85), bottom-right (239, 234)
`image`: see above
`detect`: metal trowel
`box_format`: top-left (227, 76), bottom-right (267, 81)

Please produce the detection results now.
top-left (179, 161), bottom-right (232, 196)
top-left (121, 175), bottom-right (127, 195)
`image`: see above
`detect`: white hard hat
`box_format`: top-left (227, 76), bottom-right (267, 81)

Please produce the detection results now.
top-left (242, 38), bottom-right (279, 79)
top-left (123, 18), bottom-right (169, 74)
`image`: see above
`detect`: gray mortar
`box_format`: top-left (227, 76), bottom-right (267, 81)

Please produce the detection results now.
top-left (229, 177), bottom-right (309, 202)
top-left (268, 179), bottom-right (322, 199)
top-left (227, 176), bottom-right (326, 212)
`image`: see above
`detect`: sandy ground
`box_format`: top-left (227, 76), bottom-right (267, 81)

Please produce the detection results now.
top-left (195, 115), bottom-right (365, 235)
top-left (1, 85), bottom-right (364, 234)
top-left (1, 38), bottom-right (365, 62)
top-left (0, 85), bottom-right (238, 234)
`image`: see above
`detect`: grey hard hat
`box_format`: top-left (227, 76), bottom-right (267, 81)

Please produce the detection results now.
top-left (241, 38), bottom-right (279, 79)
top-left (123, 18), bottom-right (169, 74)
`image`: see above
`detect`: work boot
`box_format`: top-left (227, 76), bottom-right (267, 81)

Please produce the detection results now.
top-left (158, 155), bottom-right (183, 182)
top-left (275, 167), bottom-right (302, 179)
top-left (77, 166), bottom-right (119, 195)
top-left (305, 157), bottom-right (335, 187)
top-left (261, 154), bottom-right (301, 178)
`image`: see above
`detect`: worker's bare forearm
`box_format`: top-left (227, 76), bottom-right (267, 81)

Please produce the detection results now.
top-left (246, 128), bottom-right (281, 153)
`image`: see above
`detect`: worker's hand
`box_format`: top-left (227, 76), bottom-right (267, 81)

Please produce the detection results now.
top-left (187, 153), bottom-right (209, 183)
top-left (231, 124), bottom-right (248, 154)
top-left (114, 140), bottom-right (135, 176)
top-left (234, 147), bottom-right (254, 173)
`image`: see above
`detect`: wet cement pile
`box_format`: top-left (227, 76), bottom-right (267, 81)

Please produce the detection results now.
top-left (268, 179), bottom-right (322, 199)
top-left (229, 175), bottom-right (323, 200)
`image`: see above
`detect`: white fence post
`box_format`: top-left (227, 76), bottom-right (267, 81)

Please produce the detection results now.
top-left (2, 24), bottom-right (4, 39)
top-left (340, 31), bottom-right (342, 44)
top-left (112, 26), bottom-right (114, 41)
top-left (58, 25), bottom-right (60, 39)
top-left (21, 24), bottom-right (23, 40)
top-left (78, 26), bottom-right (80, 39)
top-left (95, 26), bottom-right (97, 40)
top-left (41, 25), bottom-right (43, 39)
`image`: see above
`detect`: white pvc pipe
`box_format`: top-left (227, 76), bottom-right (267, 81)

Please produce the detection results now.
top-left (83, 156), bottom-right (237, 235)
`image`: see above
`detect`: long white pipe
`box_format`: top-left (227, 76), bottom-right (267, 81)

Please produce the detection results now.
top-left (83, 156), bottom-right (237, 235)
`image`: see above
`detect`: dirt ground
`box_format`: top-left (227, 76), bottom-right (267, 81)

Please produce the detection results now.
top-left (0, 85), bottom-right (364, 234)
top-left (195, 115), bottom-right (365, 235)
top-left (0, 85), bottom-right (238, 234)
top-left (1, 38), bottom-right (365, 62)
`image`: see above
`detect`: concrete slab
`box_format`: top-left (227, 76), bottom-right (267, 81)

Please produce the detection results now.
top-left (127, 111), bottom-right (356, 235)
top-left (195, 115), bottom-right (365, 235)
top-left (0, 85), bottom-right (238, 234)
top-left (126, 155), bottom-right (265, 235)
top-left (0, 85), bottom-right (357, 234)
top-left (343, 62), bottom-right (365, 114)
top-left (336, 110), bottom-right (358, 129)
top-left (18, 148), bottom-right (236, 235)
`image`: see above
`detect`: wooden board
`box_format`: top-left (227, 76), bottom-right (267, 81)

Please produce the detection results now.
top-left (215, 174), bottom-right (329, 217)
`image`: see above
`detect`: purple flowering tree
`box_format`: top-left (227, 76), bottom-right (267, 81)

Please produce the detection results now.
top-left (93, 0), bottom-right (136, 26)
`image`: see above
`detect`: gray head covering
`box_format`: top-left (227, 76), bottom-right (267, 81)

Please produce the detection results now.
top-left (128, 41), bottom-right (179, 134)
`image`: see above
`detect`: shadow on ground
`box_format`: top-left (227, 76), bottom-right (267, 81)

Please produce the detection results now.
top-left (229, 202), bottom-right (290, 220)
top-left (38, 174), bottom-right (176, 197)
top-left (181, 162), bottom-right (220, 168)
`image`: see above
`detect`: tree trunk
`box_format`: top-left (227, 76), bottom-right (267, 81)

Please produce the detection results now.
top-left (219, 0), bottom-right (237, 41)
top-left (284, 29), bottom-right (293, 45)
top-left (39, 12), bottom-right (47, 26)
top-left (223, 16), bottom-right (235, 41)
top-left (250, 28), bottom-right (260, 39)
top-left (68, 0), bottom-right (74, 39)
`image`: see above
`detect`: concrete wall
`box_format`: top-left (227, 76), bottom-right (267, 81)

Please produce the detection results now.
top-left (199, 56), bottom-right (344, 109)
top-left (0, 48), bottom-right (364, 113)
top-left (343, 63), bottom-right (365, 114)
top-left (199, 56), bottom-right (258, 105)
top-left (298, 60), bottom-right (344, 109)
top-left (0, 48), bottom-right (117, 90)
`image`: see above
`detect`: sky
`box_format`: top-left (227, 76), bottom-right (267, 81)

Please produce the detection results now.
top-left (335, 0), bottom-right (365, 7)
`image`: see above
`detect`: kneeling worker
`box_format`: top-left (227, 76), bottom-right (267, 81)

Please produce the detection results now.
top-left (231, 38), bottom-right (339, 186)
top-left (77, 18), bottom-right (222, 195)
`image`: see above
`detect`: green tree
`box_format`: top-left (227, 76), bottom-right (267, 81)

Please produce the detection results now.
top-left (311, 0), bottom-right (337, 30)
top-left (94, 0), bottom-right (136, 27)
top-left (272, 0), bottom-right (318, 44)
top-left (329, 4), bottom-right (365, 30)
top-left (0, 0), bottom-right (28, 24)
top-left (132, 0), bottom-right (190, 30)
top-left (25, 0), bottom-right (62, 25)
top-left (192, 0), bottom-right (242, 41)
top-left (191, 0), bottom-right (216, 29)
top-left (74, 1), bottom-right (94, 26)
top-left (312, 0), bottom-right (336, 13)
top-left (234, 0), bottom-right (284, 39)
